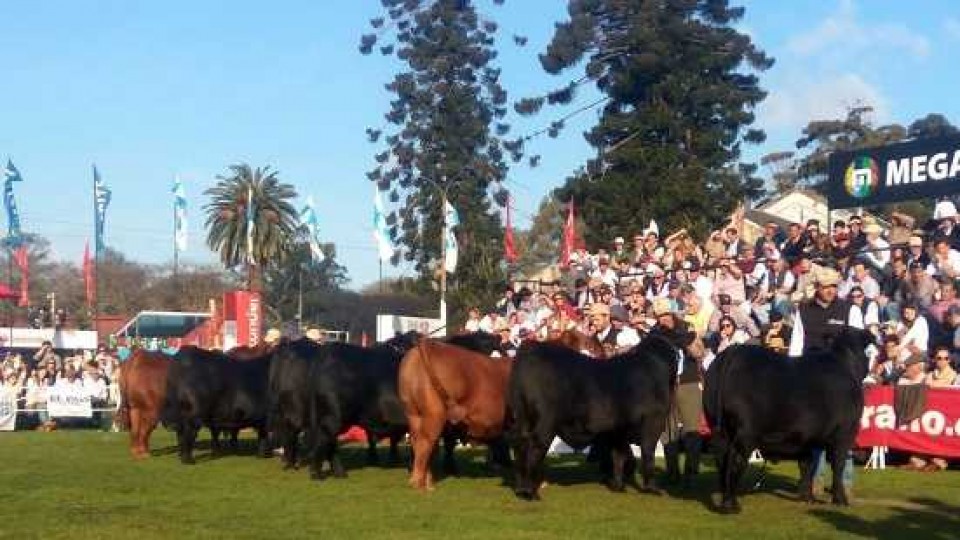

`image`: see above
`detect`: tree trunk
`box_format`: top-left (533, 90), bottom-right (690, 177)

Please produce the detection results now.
top-left (246, 263), bottom-right (262, 292)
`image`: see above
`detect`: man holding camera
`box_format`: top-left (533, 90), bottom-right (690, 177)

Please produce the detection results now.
top-left (32, 341), bottom-right (61, 371)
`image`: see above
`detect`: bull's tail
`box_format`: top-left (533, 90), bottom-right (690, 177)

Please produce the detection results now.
top-left (116, 366), bottom-right (131, 431)
top-left (415, 340), bottom-right (467, 424)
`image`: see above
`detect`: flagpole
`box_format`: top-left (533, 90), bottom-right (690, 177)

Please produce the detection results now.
top-left (173, 193), bottom-right (179, 279)
top-left (439, 191), bottom-right (447, 327)
top-left (93, 166), bottom-right (99, 332)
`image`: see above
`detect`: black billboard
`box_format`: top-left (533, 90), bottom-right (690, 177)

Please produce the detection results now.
top-left (826, 135), bottom-right (960, 209)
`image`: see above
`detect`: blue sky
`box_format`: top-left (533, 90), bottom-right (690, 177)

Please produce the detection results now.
top-left (0, 0), bottom-right (958, 289)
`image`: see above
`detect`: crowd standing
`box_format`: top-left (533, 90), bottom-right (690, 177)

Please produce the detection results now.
top-left (466, 202), bottom-right (960, 474)
top-left (1, 341), bottom-right (120, 430)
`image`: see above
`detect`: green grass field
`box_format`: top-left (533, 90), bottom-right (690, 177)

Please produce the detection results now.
top-left (0, 430), bottom-right (957, 539)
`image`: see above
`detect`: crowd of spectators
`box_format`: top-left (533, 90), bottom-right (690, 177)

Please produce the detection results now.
top-left (0, 341), bottom-right (120, 430)
top-left (467, 202), bottom-right (960, 420)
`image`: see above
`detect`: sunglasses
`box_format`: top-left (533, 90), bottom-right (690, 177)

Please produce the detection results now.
top-left (935, 355), bottom-right (951, 360)
top-left (720, 324), bottom-right (734, 329)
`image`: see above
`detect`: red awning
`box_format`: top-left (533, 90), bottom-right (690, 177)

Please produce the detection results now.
top-left (0, 283), bottom-right (18, 300)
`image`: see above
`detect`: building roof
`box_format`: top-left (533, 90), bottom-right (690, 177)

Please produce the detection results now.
top-left (114, 311), bottom-right (211, 338)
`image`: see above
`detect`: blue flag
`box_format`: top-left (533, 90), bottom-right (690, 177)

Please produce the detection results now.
top-left (298, 196), bottom-right (325, 263)
top-left (3, 160), bottom-right (23, 246)
top-left (93, 165), bottom-right (112, 256)
top-left (172, 176), bottom-right (187, 252)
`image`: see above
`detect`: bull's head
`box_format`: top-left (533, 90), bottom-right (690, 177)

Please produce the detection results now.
top-left (830, 326), bottom-right (876, 381)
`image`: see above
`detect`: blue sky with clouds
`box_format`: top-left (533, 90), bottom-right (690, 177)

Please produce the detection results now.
top-left (0, 0), bottom-right (957, 288)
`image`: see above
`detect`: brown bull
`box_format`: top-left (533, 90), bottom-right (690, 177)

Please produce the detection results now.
top-left (117, 349), bottom-right (173, 459)
top-left (399, 339), bottom-right (513, 490)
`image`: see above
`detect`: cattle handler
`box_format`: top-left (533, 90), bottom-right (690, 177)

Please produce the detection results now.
top-left (788, 266), bottom-right (865, 500)
top-left (649, 297), bottom-right (705, 487)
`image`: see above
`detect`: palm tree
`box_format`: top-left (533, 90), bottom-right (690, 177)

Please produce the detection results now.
top-left (204, 164), bottom-right (299, 291)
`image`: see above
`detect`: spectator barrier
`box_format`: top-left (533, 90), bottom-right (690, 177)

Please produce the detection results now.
top-left (858, 386), bottom-right (960, 459)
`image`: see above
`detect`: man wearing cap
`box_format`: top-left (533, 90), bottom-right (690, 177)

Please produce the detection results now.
top-left (610, 305), bottom-right (641, 349)
top-left (648, 297), bottom-right (704, 486)
top-left (788, 267), bottom-right (864, 357)
top-left (905, 235), bottom-right (930, 269)
top-left (933, 200), bottom-right (960, 250)
top-left (611, 236), bottom-right (630, 271)
top-left (847, 215), bottom-right (867, 251)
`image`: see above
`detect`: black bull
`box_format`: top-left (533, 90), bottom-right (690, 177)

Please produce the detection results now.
top-left (163, 346), bottom-right (273, 464)
top-left (703, 326), bottom-right (874, 513)
top-left (507, 336), bottom-right (679, 500)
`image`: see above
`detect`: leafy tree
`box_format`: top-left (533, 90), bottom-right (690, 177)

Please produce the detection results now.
top-left (794, 105), bottom-right (906, 187)
top-left (262, 241), bottom-right (349, 328)
top-left (908, 113), bottom-right (959, 140)
top-left (360, 0), bottom-right (513, 320)
top-left (522, 0), bottom-right (771, 244)
top-left (204, 164), bottom-right (299, 291)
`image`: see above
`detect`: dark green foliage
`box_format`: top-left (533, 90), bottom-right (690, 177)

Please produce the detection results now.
top-left (794, 105), bottom-right (908, 188)
top-left (538, 0), bottom-right (771, 242)
top-left (361, 0), bottom-right (513, 317)
top-left (908, 113), bottom-right (960, 140)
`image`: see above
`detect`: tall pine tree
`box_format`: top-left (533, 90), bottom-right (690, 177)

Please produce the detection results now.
top-left (518, 0), bottom-right (772, 245)
top-left (361, 0), bottom-right (512, 316)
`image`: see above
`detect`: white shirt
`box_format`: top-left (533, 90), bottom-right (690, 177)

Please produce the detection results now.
top-left (83, 375), bottom-right (108, 401)
top-left (863, 237), bottom-right (890, 269)
top-left (897, 316), bottom-right (930, 362)
top-left (616, 326), bottom-right (641, 349)
top-left (926, 249), bottom-right (960, 278)
top-left (464, 319), bottom-right (481, 332)
top-left (690, 274), bottom-right (714, 310)
top-left (591, 267), bottom-right (620, 288)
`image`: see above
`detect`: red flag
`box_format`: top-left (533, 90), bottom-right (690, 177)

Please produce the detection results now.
top-left (504, 196), bottom-right (518, 264)
top-left (13, 245), bottom-right (29, 307)
top-left (83, 241), bottom-right (94, 308)
top-left (560, 200), bottom-right (576, 267)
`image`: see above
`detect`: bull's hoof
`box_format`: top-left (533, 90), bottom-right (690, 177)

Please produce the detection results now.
top-left (309, 470), bottom-right (325, 481)
top-left (639, 482), bottom-right (665, 496)
top-left (717, 501), bottom-right (742, 515)
top-left (282, 462), bottom-right (298, 472)
top-left (514, 489), bottom-right (540, 501)
top-left (606, 481), bottom-right (627, 493)
top-left (333, 470), bottom-right (348, 479)
top-left (832, 495), bottom-right (851, 507)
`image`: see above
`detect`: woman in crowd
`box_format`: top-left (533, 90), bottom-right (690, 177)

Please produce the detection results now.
top-left (710, 315), bottom-right (750, 356)
top-left (925, 345), bottom-right (958, 387)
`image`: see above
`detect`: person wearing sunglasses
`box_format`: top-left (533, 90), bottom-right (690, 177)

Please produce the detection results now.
top-left (926, 345), bottom-right (958, 388)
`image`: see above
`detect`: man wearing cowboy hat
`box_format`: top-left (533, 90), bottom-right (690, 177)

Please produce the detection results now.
top-left (588, 303), bottom-right (620, 357)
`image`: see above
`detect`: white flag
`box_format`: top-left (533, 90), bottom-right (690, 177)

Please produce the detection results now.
top-left (373, 189), bottom-right (394, 262)
top-left (443, 199), bottom-right (459, 274)
top-left (246, 185), bottom-right (255, 264)
top-left (298, 196), bottom-right (325, 263)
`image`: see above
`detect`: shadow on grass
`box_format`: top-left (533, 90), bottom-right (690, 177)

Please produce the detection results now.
top-left (810, 497), bottom-right (960, 540)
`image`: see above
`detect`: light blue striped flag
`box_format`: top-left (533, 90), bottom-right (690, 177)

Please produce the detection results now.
top-left (172, 176), bottom-right (187, 252)
top-left (372, 189), bottom-right (394, 262)
top-left (298, 196), bottom-right (325, 263)
top-left (443, 199), bottom-right (459, 273)
top-left (93, 165), bottom-right (112, 256)
top-left (3, 160), bottom-right (23, 245)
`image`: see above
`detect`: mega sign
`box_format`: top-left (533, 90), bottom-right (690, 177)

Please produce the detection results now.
top-left (827, 135), bottom-right (960, 209)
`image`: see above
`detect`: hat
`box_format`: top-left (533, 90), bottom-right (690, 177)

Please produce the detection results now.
top-left (717, 293), bottom-right (732, 306)
top-left (815, 268), bottom-right (841, 287)
top-left (589, 303), bottom-right (610, 317)
top-left (864, 223), bottom-right (882, 235)
top-left (652, 298), bottom-right (672, 317)
top-left (610, 305), bottom-right (629, 322)
top-left (908, 235), bottom-right (923, 248)
top-left (904, 352), bottom-right (927, 367)
top-left (614, 236), bottom-right (625, 244)
top-left (934, 200), bottom-right (958, 220)
top-left (646, 263), bottom-right (663, 276)
top-left (264, 328), bottom-right (282, 344)
top-left (909, 260), bottom-right (925, 271)
top-left (305, 328), bottom-right (323, 342)
top-left (494, 319), bottom-right (510, 332)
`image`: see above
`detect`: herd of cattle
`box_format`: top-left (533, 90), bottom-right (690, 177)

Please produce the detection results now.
top-left (116, 326), bottom-right (874, 514)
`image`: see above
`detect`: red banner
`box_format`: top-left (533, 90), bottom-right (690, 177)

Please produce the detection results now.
top-left (857, 386), bottom-right (960, 458)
